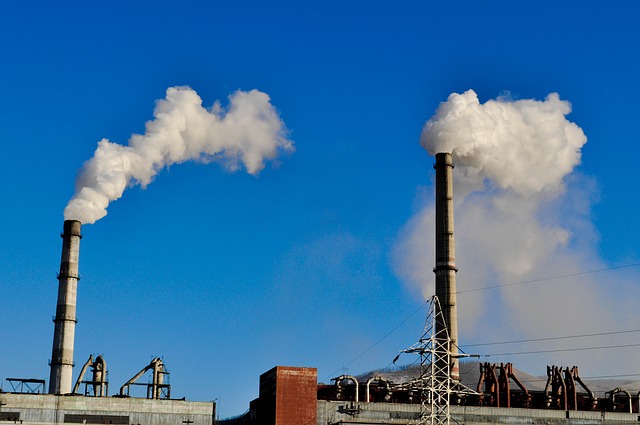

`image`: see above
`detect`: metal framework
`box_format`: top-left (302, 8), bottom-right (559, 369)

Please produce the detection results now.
top-left (6, 378), bottom-right (46, 394)
top-left (396, 296), bottom-right (478, 425)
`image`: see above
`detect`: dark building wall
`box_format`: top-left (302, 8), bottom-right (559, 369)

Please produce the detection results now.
top-left (317, 401), bottom-right (640, 425)
top-left (258, 366), bottom-right (317, 425)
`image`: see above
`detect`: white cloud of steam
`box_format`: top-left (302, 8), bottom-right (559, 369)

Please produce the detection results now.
top-left (395, 90), bottom-right (640, 376)
top-left (421, 90), bottom-right (586, 195)
top-left (64, 87), bottom-right (294, 224)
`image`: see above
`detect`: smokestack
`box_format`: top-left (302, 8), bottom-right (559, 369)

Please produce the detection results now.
top-left (49, 220), bottom-right (82, 395)
top-left (433, 152), bottom-right (460, 381)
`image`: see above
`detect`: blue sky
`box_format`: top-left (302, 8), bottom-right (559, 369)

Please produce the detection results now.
top-left (2, 1), bottom-right (640, 417)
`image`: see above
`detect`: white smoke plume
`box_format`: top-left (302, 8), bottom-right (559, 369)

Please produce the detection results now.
top-left (395, 90), bottom-right (640, 375)
top-left (422, 90), bottom-right (586, 195)
top-left (64, 86), bottom-right (293, 224)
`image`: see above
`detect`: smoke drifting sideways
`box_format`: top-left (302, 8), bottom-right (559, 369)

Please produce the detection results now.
top-left (395, 90), bottom-right (640, 374)
top-left (64, 87), bottom-right (294, 225)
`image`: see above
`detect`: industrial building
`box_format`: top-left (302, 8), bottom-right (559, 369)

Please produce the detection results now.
top-left (1, 221), bottom-right (215, 425)
top-left (0, 393), bottom-right (214, 425)
top-left (2, 152), bottom-right (640, 425)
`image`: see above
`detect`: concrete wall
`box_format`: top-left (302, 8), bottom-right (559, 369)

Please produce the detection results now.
top-left (318, 401), bottom-right (640, 425)
top-left (0, 393), bottom-right (214, 425)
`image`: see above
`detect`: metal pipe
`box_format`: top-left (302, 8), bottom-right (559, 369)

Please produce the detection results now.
top-left (563, 367), bottom-right (577, 411)
top-left (571, 366), bottom-right (596, 410)
top-left (152, 358), bottom-right (164, 399)
top-left (544, 366), bottom-right (553, 408)
top-left (92, 355), bottom-right (107, 397)
top-left (335, 375), bottom-right (359, 403)
top-left (72, 355), bottom-right (94, 395)
top-left (505, 363), bottom-right (531, 408)
top-left (498, 363), bottom-right (511, 408)
top-left (433, 152), bottom-right (460, 381)
top-left (49, 220), bottom-right (82, 395)
top-left (365, 376), bottom-right (390, 402)
top-left (120, 357), bottom-right (168, 399)
top-left (476, 363), bottom-right (485, 393)
top-left (608, 388), bottom-right (632, 413)
top-left (554, 366), bottom-right (567, 410)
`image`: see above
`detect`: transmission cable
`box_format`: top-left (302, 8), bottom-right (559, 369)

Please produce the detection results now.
top-left (457, 262), bottom-right (640, 295)
top-left (321, 261), bottom-right (640, 383)
top-left (462, 328), bottom-right (640, 348)
top-left (321, 299), bottom-right (429, 383)
top-left (482, 342), bottom-right (640, 357)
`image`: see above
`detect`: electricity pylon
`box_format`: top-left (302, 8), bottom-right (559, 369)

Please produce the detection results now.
top-left (395, 296), bottom-right (478, 425)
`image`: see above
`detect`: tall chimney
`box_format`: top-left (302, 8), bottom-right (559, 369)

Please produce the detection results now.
top-left (433, 152), bottom-right (460, 381)
top-left (49, 220), bottom-right (82, 395)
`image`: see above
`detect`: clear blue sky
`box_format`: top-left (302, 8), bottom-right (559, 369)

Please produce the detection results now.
top-left (1, 1), bottom-right (639, 417)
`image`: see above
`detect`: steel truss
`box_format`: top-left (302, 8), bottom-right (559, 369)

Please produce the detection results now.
top-left (396, 296), bottom-right (478, 425)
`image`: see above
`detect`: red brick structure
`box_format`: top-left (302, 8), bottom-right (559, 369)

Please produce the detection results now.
top-left (258, 366), bottom-right (317, 425)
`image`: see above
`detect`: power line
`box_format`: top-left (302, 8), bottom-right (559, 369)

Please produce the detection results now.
top-left (321, 299), bottom-right (429, 383)
top-left (321, 261), bottom-right (640, 383)
top-left (575, 372), bottom-right (640, 380)
top-left (462, 329), bottom-right (640, 348)
top-left (457, 262), bottom-right (640, 295)
top-left (517, 372), bottom-right (640, 384)
top-left (483, 342), bottom-right (640, 357)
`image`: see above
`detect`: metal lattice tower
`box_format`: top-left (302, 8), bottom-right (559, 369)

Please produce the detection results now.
top-left (396, 296), bottom-right (478, 425)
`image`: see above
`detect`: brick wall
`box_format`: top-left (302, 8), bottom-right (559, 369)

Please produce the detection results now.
top-left (258, 366), bottom-right (317, 425)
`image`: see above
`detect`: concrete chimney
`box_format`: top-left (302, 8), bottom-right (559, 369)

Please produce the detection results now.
top-left (49, 220), bottom-right (82, 395)
top-left (433, 152), bottom-right (460, 381)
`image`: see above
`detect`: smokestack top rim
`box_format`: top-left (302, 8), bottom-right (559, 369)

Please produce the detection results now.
top-left (62, 219), bottom-right (82, 238)
top-left (434, 152), bottom-right (454, 169)
top-left (435, 151), bottom-right (454, 163)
